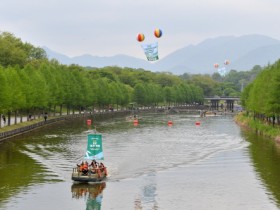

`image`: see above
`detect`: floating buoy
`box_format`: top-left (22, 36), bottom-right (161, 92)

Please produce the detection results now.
top-left (87, 119), bottom-right (92, 126)
top-left (195, 121), bottom-right (201, 126)
top-left (133, 119), bottom-right (139, 126)
top-left (167, 120), bottom-right (173, 126)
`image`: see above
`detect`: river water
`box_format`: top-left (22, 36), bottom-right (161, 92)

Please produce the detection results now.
top-left (0, 113), bottom-right (279, 210)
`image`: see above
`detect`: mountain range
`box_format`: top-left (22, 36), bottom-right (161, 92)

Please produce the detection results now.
top-left (44, 34), bottom-right (280, 75)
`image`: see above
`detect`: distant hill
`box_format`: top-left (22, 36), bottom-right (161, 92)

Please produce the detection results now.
top-left (43, 47), bottom-right (154, 70)
top-left (44, 34), bottom-right (280, 75)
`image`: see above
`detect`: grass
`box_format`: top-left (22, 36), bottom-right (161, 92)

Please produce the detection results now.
top-left (235, 112), bottom-right (280, 140)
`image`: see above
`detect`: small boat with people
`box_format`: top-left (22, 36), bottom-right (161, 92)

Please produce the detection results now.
top-left (72, 133), bottom-right (108, 183)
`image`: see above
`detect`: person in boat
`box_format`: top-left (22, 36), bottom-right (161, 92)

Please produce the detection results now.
top-left (88, 160), bottom-right (96, 174)
top-left (77, 161), bottom-right (84, 173)
top-left (99, 162), bottom-right (104, 171)
top-left (90, 164), bottom-right (97, 174)
top-left (90, 159), bottom-right (97, 167)
top-left (99, 162), bottom-right (108, 176)
top-left (95, 162), bottom-right (102, 177)
top-left (77, 161), bottom-right (84, 170)
top-left (81, 162), bottom-right (89, 175)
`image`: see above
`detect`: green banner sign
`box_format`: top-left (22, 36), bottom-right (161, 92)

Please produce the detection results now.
top-left (84, 134), bottom-right (104, 160)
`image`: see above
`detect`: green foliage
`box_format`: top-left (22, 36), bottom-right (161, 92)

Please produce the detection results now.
top-left (188, 74), bottom-right (218, 96)
top-left (2, 30), bottom-right (270, 120)
top-left (241, 60), bottom-right (280, 123)
top-left (0, 66), bottom-right (9, 112)
top-left (179, 65), bottom-right (264, 98)
top-left (0, 32), bottom-right (47, 68)
top-left (236, 113), bottom-right (280, 138)
top-left (133, 83), bottom-right (147, 105)
top-left (0, 31), bottom-right (206, 118)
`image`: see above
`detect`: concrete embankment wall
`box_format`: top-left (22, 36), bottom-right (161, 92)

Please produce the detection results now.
top-left (0, 110), bottom-right (130, 141)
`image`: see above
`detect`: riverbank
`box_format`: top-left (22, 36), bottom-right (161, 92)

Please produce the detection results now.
top-left (234, 112), bottom-right (280, 142)
top-left (0, 110), bottom-right (131, 141)
top-left (0, 105), bottom-right (209, 141)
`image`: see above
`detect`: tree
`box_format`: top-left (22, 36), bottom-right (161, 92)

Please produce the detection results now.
top-left (0, 32), bottom-right (47, 68)
top-left (5, 67), bottom-right (25, 124)
top-left (190, 74), bottom-right (218, 96)
top-left (0, 66), bottom-right (9, 113)
top-left (133, 83), bottom-right (146, 106)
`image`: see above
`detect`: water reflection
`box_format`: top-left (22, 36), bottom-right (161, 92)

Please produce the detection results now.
top-left (0, 140), bottom-right (49, 205)
top-left (135, 173), bottom-right (158, 210)
top-left (71, 182), bottom-right (106, 210)
top-left (244, 131), bottom-right (280, 207)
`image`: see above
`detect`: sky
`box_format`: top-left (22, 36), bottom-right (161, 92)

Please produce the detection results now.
top-left (1, 0), bottom-right (280, 60)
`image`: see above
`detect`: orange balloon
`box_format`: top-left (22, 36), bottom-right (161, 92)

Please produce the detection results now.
top-left (136, 33), bottom-right (145, 42)
top-left (214, 63), bottom-right (219, 68)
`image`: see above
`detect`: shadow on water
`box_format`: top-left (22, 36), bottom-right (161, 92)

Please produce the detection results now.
top-left (0, 140), bottom-right (52, 206)
top-left (71, 182), bottom-right (106, 210)
top-left (0, 119), bottom-right (87, 207)
top-left (243, 130), bottom-right (280, 208)
top-left (0, 115), bottom-right (124, 208)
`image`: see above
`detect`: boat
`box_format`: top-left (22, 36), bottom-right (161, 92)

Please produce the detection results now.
top-left (72, 133), bottom-right (108, 183)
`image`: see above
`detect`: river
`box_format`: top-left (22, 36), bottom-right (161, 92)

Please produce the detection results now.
top-left (0, 113), bottom-right (279, 210)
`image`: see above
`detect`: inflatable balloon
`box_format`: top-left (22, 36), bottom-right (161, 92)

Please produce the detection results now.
top-left (154, 28), bottom-right (162, 38)
top-left (214, 63), bottom-right (219, 68)
top-left (137, 29), bottom-right (162, 61)
top-left (137, 33), bottom-right (145, 42)
top-left (224, 60), bottom-right (230, 65)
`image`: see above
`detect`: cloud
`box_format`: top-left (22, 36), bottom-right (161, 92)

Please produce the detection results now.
top-left (1, 0), bottom-right (280, 59)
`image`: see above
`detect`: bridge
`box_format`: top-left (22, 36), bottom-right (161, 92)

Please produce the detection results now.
top-left (204, 96), bottom-right (240, 111)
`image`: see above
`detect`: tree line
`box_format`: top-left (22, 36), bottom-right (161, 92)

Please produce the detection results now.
top-left (241, 60), bottom-right (280, 126)
top-left (180, 65), bottom-right (263, 97)
top-left (0, 31), bottom-right (270, 127)
top-left (0, 32), bottom-right (204, 126)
